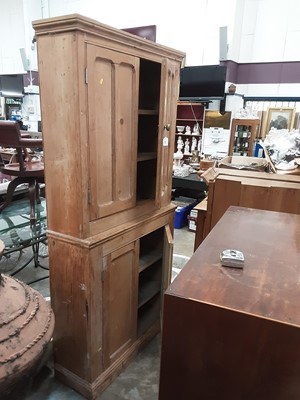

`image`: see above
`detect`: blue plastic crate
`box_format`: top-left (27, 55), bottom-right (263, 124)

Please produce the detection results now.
top-left (173, 197), bottom-right (198, 229)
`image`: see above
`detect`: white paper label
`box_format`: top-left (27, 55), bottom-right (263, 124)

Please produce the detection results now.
top-left (163, 136), bottom-right (169, 146)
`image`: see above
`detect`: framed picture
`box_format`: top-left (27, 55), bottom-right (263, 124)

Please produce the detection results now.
top-left (204, 110), bottom-right (232, 130)
top-left (266, 107), bottom-right (295, 132)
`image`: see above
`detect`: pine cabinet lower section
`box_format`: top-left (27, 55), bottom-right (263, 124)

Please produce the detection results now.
top-left (48, 209), bottom-right (174, 399)
top-left (102, 242), bottom-right (138, 369)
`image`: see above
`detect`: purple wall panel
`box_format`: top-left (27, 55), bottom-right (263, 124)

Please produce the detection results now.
top-left (281, 62), bottom-right (300, 83)
top-left (223, 60), bottom-right (300, 85)
top-left (221, 60), bottom-right (238, 83)
top-left (122, 25), bottom-right (156, 42)
top-left (22, 71), bottom-right (39, 87)
top-left (238, 63), bottom-right (281, 84)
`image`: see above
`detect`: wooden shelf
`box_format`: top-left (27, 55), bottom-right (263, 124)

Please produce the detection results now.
top-left (177, 101), bottom-right (206, 106)
top-left (139, 109), bottom-right (159, 115)
top-left (175, 133), bottom-right (200, 137)
top-left (137, 294), bottom-right (160, 336)
top-left (138, 280), bottom-right (161, 308)
top-left (176, 118), bottom-right (203, 122)
top-left (137, 152), bottom-right (157, 162)
top-left (139, 249), bottom-right (162, 272)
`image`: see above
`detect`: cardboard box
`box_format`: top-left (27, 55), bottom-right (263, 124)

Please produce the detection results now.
top-left (187, 215), bottom-right (197, 232)
top-left (190, 209), bottom-right (198, 218)
top-left (218, 156), bottom-right (269, 172)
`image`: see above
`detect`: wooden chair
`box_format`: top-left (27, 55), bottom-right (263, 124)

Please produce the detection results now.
top-left (0, 121), bottom-right (44, 225)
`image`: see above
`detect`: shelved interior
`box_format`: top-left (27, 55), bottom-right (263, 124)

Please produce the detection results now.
top-left (136, 159), bottom-right (157, 200)
top-left (137, 294), bottom-right (161, 337)
top-left (176, 102), bottom-right (204, 122)
top-left (233, 125), bottom-right (251, 156)
top-left (137, 113), bottom-right (158, 154)
top-left (138, 59), bottom-right (161, 110)
top-left (136, 59), bottom-right (161, 202)
top-left (175, 102), bottom-right (204, 155)
top-left (137, 227), bottom-right (164, 336)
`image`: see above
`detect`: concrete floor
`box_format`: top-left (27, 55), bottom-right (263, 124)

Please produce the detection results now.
top-left (2, 226), bottom-right (195, 400)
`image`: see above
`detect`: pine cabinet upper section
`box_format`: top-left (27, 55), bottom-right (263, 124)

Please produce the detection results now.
top-left (86, 45), bottom-right (138, 221)
top-left (33, 14), bottom-right (185, 239)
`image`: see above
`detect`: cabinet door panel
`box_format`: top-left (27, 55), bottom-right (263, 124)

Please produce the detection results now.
top-left (162, 224), bottom-right (174, 290)
top-left (103, 242), bottom-right (138, 368)
top-left (158, 59), bottom-right (181, 207)
top-left (87, 44), bottom-right (139, 220)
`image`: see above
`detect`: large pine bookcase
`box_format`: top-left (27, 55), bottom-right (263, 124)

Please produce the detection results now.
top-left (33, 14), bottom-right (184, 399)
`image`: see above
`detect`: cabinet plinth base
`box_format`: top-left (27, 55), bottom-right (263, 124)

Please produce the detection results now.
top-left (55, 321), bottom-right (160, 399)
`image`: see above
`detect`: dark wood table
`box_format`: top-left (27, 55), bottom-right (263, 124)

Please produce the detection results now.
top-left (159, 206), bottom-right (300, 400)
top-left (172, 173), bottom-right (207, 202)
top-left (172, 172), bottom-right (207, 192)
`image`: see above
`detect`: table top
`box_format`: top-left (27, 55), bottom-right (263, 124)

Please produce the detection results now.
top-left (167, 206), bottom-right (300, 326)
top-left (0, 198), bottom-right (47, 251)
top-left (172, 173), bottom-right (207, 191)
top-left (21, 129), bottom-right (42, 139)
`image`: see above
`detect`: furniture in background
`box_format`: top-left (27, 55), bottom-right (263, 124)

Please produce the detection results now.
top-left (228, 118), bottom-right (260, 156)
top-left (192, 196), bottom-right (207, 250)
top-left (33, 14), bottom-right (184, 400)
top-left (172, 172), bottom-right (207, 201)
top-left (172, 172), bottom-right (207, 192)
top-left (159, 206), bottom-right (300, 400)
top-left (0, 197), bottom-right (48, 282)
top-left (0, 121), bottom-right (44, 225)
top-left (175, 101), bottom-right (204, 154)
top-left (21, 130), bottom-right (42, 139)
top-left (0, 149), bottom-right (18, 164)
top-left (194, 167), bottom-right (300, 249)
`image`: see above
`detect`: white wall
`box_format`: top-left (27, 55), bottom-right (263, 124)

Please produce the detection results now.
top-left (22, 0), bottom-right (44, 71)
top-left (1, 0), bottom-right (300, 74)
top-left (0, 0), bottom-right (237, 75)
top-left (35, 0), bottom-right (300, 66)
top-left (44, 0), bottom-right (237, 66)
top-left (228, 0), bottom-right (300, 99)
top-left (229, 0), bottom-right (300, 63)
top-left (0, 0), bottom-right (26, 74)
top-left (1, 0), bottom-right (300, 118)
top-left (238, 82), bottom-right (300, 100)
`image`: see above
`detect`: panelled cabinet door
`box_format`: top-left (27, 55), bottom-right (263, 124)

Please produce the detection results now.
top-left (86, 44), bottom-right (139, 220)
top-left (102, 242), bottom-right (138, 369)
top-left (158, 59), bottom-right (181, 208)
top-left (162, 224), bottom-right (174, 290)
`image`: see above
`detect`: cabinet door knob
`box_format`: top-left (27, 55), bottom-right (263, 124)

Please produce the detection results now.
top-left (164, 124), bottom-right (171, 131)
